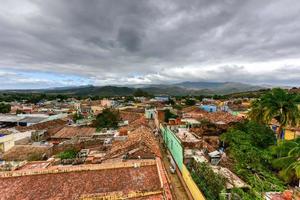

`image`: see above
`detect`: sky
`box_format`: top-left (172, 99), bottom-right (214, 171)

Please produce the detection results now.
top-left (1, 0), bottom-right (300, 89)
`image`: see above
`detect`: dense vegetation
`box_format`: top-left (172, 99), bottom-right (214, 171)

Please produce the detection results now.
top-left (93, 108), bottom-right (120, 130)
top-left (0, 103), bottom-right (11, 113)
top-left (188, 161), bottom-right (226, 200)
top-left (218, 88), bottom-right (300, 198)
top-left (221, 121), bottom-right (286, 199)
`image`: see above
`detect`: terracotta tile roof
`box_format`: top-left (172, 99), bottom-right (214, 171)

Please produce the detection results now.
top-left (51, 126), bottom-right (96, 139)
top-left (203, 136), bottom-right (220, 150)
top-left (120, 111), bottom-right (144, 123)
top-left (185, 109), bottom-right (241, 124)
top-left (227, 104), bottom-right (248, 111)
top-left (213, 112), bottom-right (238, 124)
top-left (189, 125), bottom-right (228, 137)
top-left (105, 126), bottom-right (161, 160)
top-left (182, 106), bottom-right (200, 113)
top-left (15, 119), bottom-right (67, 132)
top-left (126, 116), bottom-right (150, 131)
top-left (90, 100), bottom-right (102, 106)
top-left (2, 145), bottom-right (51, 161)
top-left (46, 125), bottom-right (65, 136)
top-left (148, 101), bottom-right (165, 108)
top-left (0, 164), bottom-right (162, 200)
top-left (265, 191), bottom-right (294, 200)
top-left (289, 87), bottom-right (300, 94)
top-left (122, 108), bottom-right (145, 113)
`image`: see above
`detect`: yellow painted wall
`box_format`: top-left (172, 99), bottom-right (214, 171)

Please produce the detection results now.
top-left (91, 105), bottom-right (103, 114)
top-left (285, 129), bottom-right (296, 140)
top-left (182, 164), bottom-right (206, 200)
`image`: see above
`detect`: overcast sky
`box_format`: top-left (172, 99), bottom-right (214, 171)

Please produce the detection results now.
top-left (1, 0), bottom-right (300, 89)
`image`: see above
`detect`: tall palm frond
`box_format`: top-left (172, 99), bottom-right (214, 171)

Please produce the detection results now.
top-left (248, 88), bottom-right (300, 138)
top-left (248, 99), bottom-right (265, 124)
top-left (272, 139), bottom-right (300, 184)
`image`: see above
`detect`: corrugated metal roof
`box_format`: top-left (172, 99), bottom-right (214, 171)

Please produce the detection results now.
top-left (18, 117), bottom-right (46, 124)
top-left (0, 114), bottom-right (24, 122)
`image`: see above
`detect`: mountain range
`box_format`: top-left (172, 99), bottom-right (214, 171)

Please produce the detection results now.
top-left (1, 81), bottom-right (265, 96)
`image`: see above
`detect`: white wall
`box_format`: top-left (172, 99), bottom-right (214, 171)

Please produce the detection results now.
top-left (0, 131), bottom-right (33, 152)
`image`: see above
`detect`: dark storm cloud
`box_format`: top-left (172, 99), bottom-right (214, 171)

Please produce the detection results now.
top-left (117, 27), bottom-right (143, 52)
top-left (0, 0), bottom-right (300, 88)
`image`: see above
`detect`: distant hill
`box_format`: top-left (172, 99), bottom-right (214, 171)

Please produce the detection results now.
top-left (43, 85), bottom-right (136, 96)
top-left (0, 81), bottom-right (265, 96)
top-left (173, 81), bottom-right (225, 89)
top-left (172, 81), bottom-right (263, 94)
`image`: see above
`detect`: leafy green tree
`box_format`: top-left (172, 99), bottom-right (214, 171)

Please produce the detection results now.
top-left (213, 94), bottom-right (224, 100)
top-left (173, 104), bottom-right (183, 110)
top-left (248, 88), bottom-right (300, 139)
top-left (271, 138), bottom-right (300, 186)
top-left (56, 94), bottom-right (68, 102)
top-left (91, 95), bottom-right (100, 100)
top-left (185, 98), bottom-right (196, 106)
top-left (164, 109), bottom-right (178, 122)
top-left (0, 103), bottom-right (11, 113)
top-left (125, 96), bottom-right (134, 102)
top-left (93, 108), bottom-right (120, 129)
top-left (73, 112), bottom-right (84, 122)
top-left (195, 95), bottom-right (206, 101)
top-left (189, 161), bottom-right (226, 200)
top-left (248, 99), bottom-right (265, 124)
top-left (221, 121), bottom-right (285, 198)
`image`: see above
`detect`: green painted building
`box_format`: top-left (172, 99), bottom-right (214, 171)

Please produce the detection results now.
top-left (160, 124), bottom-right (184, 171)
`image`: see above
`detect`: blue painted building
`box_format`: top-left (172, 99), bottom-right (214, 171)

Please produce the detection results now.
top-left (200, 105), bottom-right (217, 112)
top-left (155, 96), bottom-right (169, 102)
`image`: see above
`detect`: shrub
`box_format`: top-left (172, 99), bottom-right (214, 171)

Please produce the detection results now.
top-left (0, 103), bottom-right (11, 113)
top-left (57, 149), bottom-right (78, 160)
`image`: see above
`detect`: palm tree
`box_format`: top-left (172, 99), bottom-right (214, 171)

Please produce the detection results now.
top-left (271, 138), bottom-right (300, 186)
top-left (248, 88), bottom-right (300, 139)
top-left (248, 99), bottom-right (265, 124)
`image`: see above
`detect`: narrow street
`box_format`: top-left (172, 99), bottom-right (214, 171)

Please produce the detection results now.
top-left (157, 137), bottom-right (190, 200)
